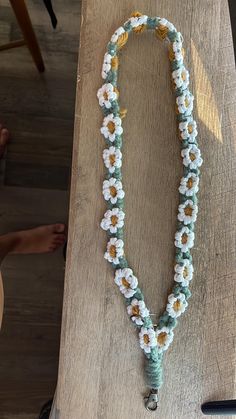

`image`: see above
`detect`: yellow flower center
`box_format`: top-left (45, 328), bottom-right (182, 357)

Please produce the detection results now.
top-left (183, 266), bottom-right (188, 278)
top-left (111, 56), bottom-right (118, 70)
top-left (109, 154), bottom-right (116, 166)
top-left (132, 305), bottom-right (140, 317)
top-left (117, 32), bottom-right (128, 49)
top-left (184, 206), bottom-right (193, 216)
top-left (109, 245), bottom-right (117, 258)
top-left (188, 124), bottom-right (193, 134)
top-left (103, 91), bottom-right (108, 101)
top-left (181, 71), bottom-right (187, 81)
top-left (184, 98), bottom-right (189, 108)
top-left (187, 178), bottom-right (193, 189)
top-left (111, 215), bottom-right (118, 226)
top-left (156, 25), bottom-right (168, 40)
top-left (109, 186), bottom-right (117, 197)
top-left (157, 332), bottom-right (167, 346)
top-left (181, 233), bottom-right (188, 244)
top-left (107, 121), bottom-right (115, 134)
top-left (173, 300), bottom-right (182, 312)
top-left (143, 334), bottom-right (150, 345)
top-left (122, 277), bottom-right (130, 288)
top-left (189, 152), bottom-right (196, 161)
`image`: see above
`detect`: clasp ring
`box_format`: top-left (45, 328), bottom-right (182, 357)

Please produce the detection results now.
top-left (144, 389), bottom-right (159, 411)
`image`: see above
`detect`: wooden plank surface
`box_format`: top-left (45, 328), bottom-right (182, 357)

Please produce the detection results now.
top-left (56, 1), bottom-right (236, 418)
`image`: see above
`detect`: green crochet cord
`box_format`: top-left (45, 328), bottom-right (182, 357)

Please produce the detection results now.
top-left (98, 12), bottom-right (202, 410)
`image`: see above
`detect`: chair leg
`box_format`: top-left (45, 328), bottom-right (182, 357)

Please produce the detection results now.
top-left (9, 0), bottom-right (45, 72)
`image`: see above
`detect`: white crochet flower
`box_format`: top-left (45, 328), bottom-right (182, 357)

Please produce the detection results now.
top-left (139, 327), bottom-right (157, 354)
top-left (158, 18), bottom-right (176, 32)
top-left (179, 173), bottom-right (199, 196)
top-left (156, 327), bottom-right (174, 352)
top-left (102, 52), bottom-right (112, 79)
top-left (175, 226), bottom-right (195, 253)
top-left (172, 32), bottom-right (183, 62)
top-left (127, 298), bottom-right (149, 326)
top-left (115, 268), bottom-right (138, 298)
top-left (100, 207), bottom-right (125, 234)
top-left (111, 26), bottom-right (125, 43)
top-left (177, 199), bottom-right (198, 225)
top-left (104, 237), bottom-right (124, 265)
top-left (174, 259), bottom-right (193, 287)
top-left (97, 83), bottom-right (117, 109)
top-left (129, 14), bottom-right (148, 28)
top-left (101, 113), bottom-right (123, 142)
top-left (172, 66), bottom-right (189, 90)
top-left (181, 145), bottom-right (203, 170)
top-left (179, 118), bottom-right (198, 141)
top-left (102, 177), bottom-right (125, 204)
top-left (176, 91), bottom-right (194, 115)
top-left (166, 293), bottom-right (188, 318)
top-left (103, 146), bottom-right (122, 174)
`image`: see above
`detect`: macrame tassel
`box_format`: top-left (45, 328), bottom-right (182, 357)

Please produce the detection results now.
top-left (145, 356), bottom-right (163, 390)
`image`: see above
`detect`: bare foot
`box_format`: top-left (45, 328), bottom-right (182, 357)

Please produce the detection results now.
top-left (0, 125), bottom-right (10, 159)
top-left (9, 224), bottom-right (66, 254)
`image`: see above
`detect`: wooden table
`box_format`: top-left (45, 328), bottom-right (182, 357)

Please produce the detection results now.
top-left (55, 1), bottom-right (236, 418)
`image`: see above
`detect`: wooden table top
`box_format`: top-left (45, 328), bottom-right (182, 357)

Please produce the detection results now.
top-left (55, 1), bottom-right (236, 418)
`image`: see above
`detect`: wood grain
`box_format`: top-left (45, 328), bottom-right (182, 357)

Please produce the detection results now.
top-left (56, 1), bottom-right (236, 418)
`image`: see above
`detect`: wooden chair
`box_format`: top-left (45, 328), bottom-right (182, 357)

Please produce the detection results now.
top-left (0, 0), bottom-right (44, 72)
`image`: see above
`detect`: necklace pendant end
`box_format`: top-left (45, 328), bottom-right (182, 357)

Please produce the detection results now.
top-left (144, 389), bottom-right (159, 411)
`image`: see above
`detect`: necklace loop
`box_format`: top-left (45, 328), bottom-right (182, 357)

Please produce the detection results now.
top-left (98, 11), bottom-right (202, 408)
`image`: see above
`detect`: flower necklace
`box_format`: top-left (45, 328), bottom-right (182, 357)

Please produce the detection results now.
top-left (97, 12), bottom-right (202, 411)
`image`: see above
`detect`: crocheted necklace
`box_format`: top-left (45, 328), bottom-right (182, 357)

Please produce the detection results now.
top-left (97, 12), bottom-right (202, 411)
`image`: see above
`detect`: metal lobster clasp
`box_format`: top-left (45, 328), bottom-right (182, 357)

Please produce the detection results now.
top-left (144, 389), bottom-right (159, 411)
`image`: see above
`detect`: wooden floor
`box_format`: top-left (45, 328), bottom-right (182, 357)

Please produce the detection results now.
top-left (0, 0), bottom-right (80, 417)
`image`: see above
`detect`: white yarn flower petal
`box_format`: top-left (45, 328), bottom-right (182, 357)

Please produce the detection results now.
top-left (102, 177), bottom-right (125, 204)
top-left (176, 91), bottom-right (194, 116)
top-left (175, 226), bottom-right (195, 253)
top-left (115, 268), bottom-right (138, 298)
top-left (111, 26), bottom-right (125, 43)
top-left (104, 237), bottom-right (124, 265)
top-left (179, 172), bottom-right (199, 196)
top-left (171, 32), bottom-right (184, 63)
top-left (174, 259), bottom-right (194, 286)
top-left (156, 327), bottom-right (174, 352)
top-left (172, 66), bottom-right (189, 90)
top-left (102, 52), bottom-right (112, 79)
top-left (158, 18), bottom-right (176, 32)
top-left (101, 113), bottom-right (123, 142)
top-left (103, 146), bottom-right (122, 174)
top-left (97, 83), bottom-right (117, 109)
top-left (127, 298), bottom-right (149, 325)
top-left (139, 327), bottom-right (157, 354)
top-left (179, 118), bottom-right (198, 141)
top-left (177, 199), bottom-right (198, 225)
top-left (128, 14), bottom-right (148, 28)
top-left (100, 207), bottom-right (125, 234)
top-left (181, 145), bottom-right (203, 170)
top-left (166, 293), bottom-right (188, 318)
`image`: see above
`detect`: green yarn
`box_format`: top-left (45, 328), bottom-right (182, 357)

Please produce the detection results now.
top-left (147, 17), bottom-right (158, 29)
top-left (145, 355), bottom-right (163, 389)
top-left (133, 287), bottom-right (144, 300)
